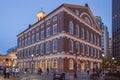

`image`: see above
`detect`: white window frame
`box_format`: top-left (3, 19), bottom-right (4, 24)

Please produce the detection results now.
top-left (69, 39), bottom-right (73, 52)
top-left (46, 28), bottom-right (50, 37)
top-left (81, 28), bottom-right (84, 39)
top-left (87, 30), bottom-right (89, 41)
top-left (76, 42), bottom-right (79, 54)
top-left (76, 25), bottom-right (79, 37)
top-left (69, 21), bottom-right (73, 34)
top-left (46, 41), bottom-right (50, 53)
top-left (32, 35), bottom-right (35, 43)
top-left (53, 24), bottom-right (57, 35)
top-left (53, 16), bottom-right (57, 22)
top-left (53, 39), bottom-right (57, 52)
top-left (41, 43), bottom-right (44, 55)
top-left (36, 33), bottom-right (39, 41)
top-left (41, 31), bottom-right (44, 39)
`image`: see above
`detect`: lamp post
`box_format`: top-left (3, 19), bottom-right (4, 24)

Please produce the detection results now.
top-left (74, 48), bottom-right (78, 80)
top-left (102, 54), bottom-right (105, 73)
top-left (31, 54), bottom-right (34, 74)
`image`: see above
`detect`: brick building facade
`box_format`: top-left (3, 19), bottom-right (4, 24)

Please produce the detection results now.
top-left (17, 4), bottom-right (102, 72)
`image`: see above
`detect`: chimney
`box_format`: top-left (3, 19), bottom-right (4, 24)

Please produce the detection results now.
top-left (85, 3), bottom-right (89, 7)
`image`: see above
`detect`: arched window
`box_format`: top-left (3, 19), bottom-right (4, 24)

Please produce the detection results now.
top-left (76, 25), bottom-right (79, 37)
top-left (91, 47), bottom-right (93, 57)
top-left (53, 39), bottom-right (57, 52)
top-left (40, 43), bottom-right (44, 54)
top-left (94, 35), bottom-right (96, 44)
top-left (81, 44), bottom-right (84, 55)
top-left (85, 17), bottom-right (91, 25)
top-left (86, 30), bottom-right (89, 41)
top-left (69, 59), bottom-right (74, 69)
top-left (69, 21), bottom-right (73, 34)
top-left (36, 45), bottom-right (39, 56)
top-left (32, 35), bottom-right (35, 43)
top-left (69, 39), bottom-right (73, 52)
top-left (75, 42), bottom-right (79, 54)
top-left (53, 59), bottom-right (57, 68)
top-left (91, 32), bottom-right (93, 43)
top-left (87, 46), bottom-right (89, 56)
top-left (46, 41), bottom-right (50, 53)
top-left (81, 28), bottom-right (84, 39)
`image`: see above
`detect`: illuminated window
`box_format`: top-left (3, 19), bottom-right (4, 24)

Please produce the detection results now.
top-left (69, 59), bottom-right (73, 69)
top-left (53, 60), bottom-right (57, 68)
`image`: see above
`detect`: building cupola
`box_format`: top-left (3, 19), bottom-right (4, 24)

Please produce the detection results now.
top-left (37, 8), bottom-right (46, 21)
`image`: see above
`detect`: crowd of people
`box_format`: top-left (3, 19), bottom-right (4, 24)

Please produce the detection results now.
top-left (3, 67), bottom-right (20, 78)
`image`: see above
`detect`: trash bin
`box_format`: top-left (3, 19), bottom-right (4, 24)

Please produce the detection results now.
top-left (53, 72), bottom-right (65, 80)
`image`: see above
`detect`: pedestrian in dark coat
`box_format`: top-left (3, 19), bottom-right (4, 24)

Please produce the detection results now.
top-left (47, 68), bottom-right (49, 75)
top-left (3, 67), bottom-right (6, 78)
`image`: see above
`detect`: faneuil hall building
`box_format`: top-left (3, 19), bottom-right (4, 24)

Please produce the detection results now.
top-left (17, 4), bottom-right (102, 73)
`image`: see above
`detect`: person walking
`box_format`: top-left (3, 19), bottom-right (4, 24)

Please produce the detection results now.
top-left (87, 68), bottom-right (90, 75)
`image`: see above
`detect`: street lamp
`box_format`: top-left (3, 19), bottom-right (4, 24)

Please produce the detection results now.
top-left (74, 48), bottom-right (78, 80)
top-left (31, 54), bottom-right (34, 74)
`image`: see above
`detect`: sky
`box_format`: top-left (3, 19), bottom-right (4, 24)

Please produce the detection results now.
top-left (0, 0), bottom-right (112, 54)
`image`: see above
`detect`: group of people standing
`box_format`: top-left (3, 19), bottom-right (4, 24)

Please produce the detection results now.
top-left (3, 67), bottom-right (20, 78)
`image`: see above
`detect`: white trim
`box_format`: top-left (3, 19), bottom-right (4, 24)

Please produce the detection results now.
top-left (17, 52), bottom-right (102, 63)
top-left (80, 12), bottom-right (93, 27)
top-left (17, 33), bottom-right (101, 51)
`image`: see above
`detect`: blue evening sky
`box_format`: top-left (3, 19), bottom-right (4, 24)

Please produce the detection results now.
top-left (0, 0), bottom-right (111, 54)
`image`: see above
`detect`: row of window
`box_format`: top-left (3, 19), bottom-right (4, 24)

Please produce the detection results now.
top-left (69, 39), bottom-right (100, 58)
top-left (18, 59), bottom-right (57, 69)
top-left (18, 24), bottom-right (57, 48)
top-left (69, 21), bottom-right (100, 46)
top-left (18, 39), bottom-right (57, 59)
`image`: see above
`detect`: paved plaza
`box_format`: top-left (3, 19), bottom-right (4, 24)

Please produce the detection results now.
top-left (0, 72), bottom-right (91, 80)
